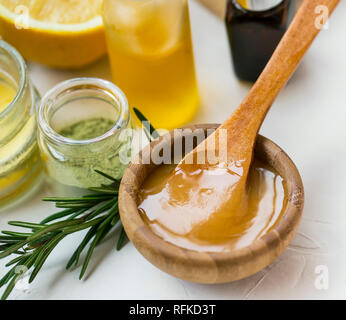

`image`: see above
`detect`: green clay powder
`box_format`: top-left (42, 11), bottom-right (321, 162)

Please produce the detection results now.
top-left (59, 118), bottom-right (115, 140)
top-left (44, 117), bottom-right (133, 190)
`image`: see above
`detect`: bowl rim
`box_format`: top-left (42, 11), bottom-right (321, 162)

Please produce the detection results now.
top-left (119, 124), bottom-right (304, 283)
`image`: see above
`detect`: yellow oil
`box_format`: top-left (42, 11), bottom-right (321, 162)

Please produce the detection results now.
top-left (0, 74), bottom-right (41, 208)
top-left (103, 0), bottom-right (199, 130)
top-left (0, 149), bottom-right (42, 208)
top-left (0, 79), bottom-right (16, 113)
top-left (237, 0), bottom-right (248, 8)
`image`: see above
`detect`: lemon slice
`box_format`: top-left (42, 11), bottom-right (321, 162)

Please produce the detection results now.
top-left (0, 0), bottom-right (106, 68)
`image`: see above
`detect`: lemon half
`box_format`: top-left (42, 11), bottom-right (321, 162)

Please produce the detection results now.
top-left (0, 0), bottom-right (106, 68)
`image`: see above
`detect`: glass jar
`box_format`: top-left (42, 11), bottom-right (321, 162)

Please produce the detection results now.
top-left (0, 40), bottom-right (41, 209)
top-left (37, 78), bottom-right (134, 192)
top-left (103, 0), bottom-right (199, 130)
top-left (226, 0), bottom-right (294, 82)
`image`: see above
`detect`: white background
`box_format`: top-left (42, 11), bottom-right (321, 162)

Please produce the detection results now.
top-left (1, 0), bottom-right (345, 299)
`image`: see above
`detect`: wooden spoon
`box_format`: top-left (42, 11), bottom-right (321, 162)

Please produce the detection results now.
top-left (188, 0), bottom-right (338, 169)
top-left (188, 1), bottom-right (337, 185)
top-left (160, 0), bottom-right (339, 239)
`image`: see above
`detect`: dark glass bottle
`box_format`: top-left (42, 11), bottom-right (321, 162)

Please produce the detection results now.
top-left (226, 0), bottom-right (294, 82)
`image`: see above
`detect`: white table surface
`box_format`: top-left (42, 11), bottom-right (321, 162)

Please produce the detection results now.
top-left (1, 0), bottom-right (346, 300)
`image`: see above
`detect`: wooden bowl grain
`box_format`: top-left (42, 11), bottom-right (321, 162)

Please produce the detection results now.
top-left (119, 124), bottom-right (304, 284)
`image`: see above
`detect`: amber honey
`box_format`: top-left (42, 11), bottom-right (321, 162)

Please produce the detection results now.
top-left (138, 160), bottom-right (288, 252)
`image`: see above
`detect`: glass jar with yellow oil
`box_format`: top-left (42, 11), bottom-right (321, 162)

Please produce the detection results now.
top-left (103, 0), bottom-right (200, 130)
top-left (0, 40), bottom-right (41, 209)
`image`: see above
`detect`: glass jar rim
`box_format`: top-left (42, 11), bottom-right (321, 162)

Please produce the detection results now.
top-left (37, 77), bottom-right (130, 146)
top-left (0, 40), bottom-right (27, 119)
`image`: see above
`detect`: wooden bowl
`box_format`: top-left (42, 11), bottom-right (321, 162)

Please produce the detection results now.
top-left (119, 124), bottom-right (304, 284)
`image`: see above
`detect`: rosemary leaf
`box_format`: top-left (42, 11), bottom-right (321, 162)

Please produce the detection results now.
top-left (43, 198), bottom-right (92, 203)
top-left (5, 253), bottom-right (31, 267)
top-left (82, 193), bottom-right (113, 198)
top-left (1, 231), bottom-right (30, 238)
top-left (29, 233), bottom-right (66, 283)
top-left (81, 195), bottom-right (113, 201)
top-left (117, 227), bottom-right (127, 251)
top-left (0, 238), bottom-right (21, 244)
top-left (97, 204), bottom-right (118, 231)
top-left (111, 214), bottom-right (120, 227)
top-left (8, 221), bottom-right (45, 230)
top-left (88, 187), bottom-right (118, 195)
top-left (40, 208), bottom-right (81, 224)
top-left (55, 203), bottom-right (92, 209)
top-left (28, 232), bottom-right (58, 248)
top-left (94, 170), bottom-right (120, 182)
top-left (85, 200), bottom-right (115, 221)
top-left (95, 222), bottom-right (114, 246)
top-left (79, 224), bottom-right (108, 280)
top-left (66, 225), bottom-right (100, 270)
top-left (133, 108), bottom-right (160, 140)
top-left (67, 208), bottom-right (89, 220)
top-left (0, 235), bottom-right (25, 241)
top-left (0, 265), bottom-right (16, 288)
top-left (62, 216), bottom-right (105, 235)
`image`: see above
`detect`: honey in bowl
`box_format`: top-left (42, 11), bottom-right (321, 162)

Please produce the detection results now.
top-left (138, 159), bottom-right (288, 253)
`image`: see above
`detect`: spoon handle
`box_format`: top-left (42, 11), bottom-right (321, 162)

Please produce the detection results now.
top-left (221, 0), bottom-right (339, 160)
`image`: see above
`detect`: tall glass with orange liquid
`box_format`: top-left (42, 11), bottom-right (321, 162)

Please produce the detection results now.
top-left (103, 0), bottom-right (199, 129)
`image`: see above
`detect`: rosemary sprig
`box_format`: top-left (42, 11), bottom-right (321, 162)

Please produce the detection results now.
top-left (0, 172), bottom-right (123, 300)
top-left (133, 107), bottom-right (160, 141)
top-left (0, 109), bottom-right (156, 300)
